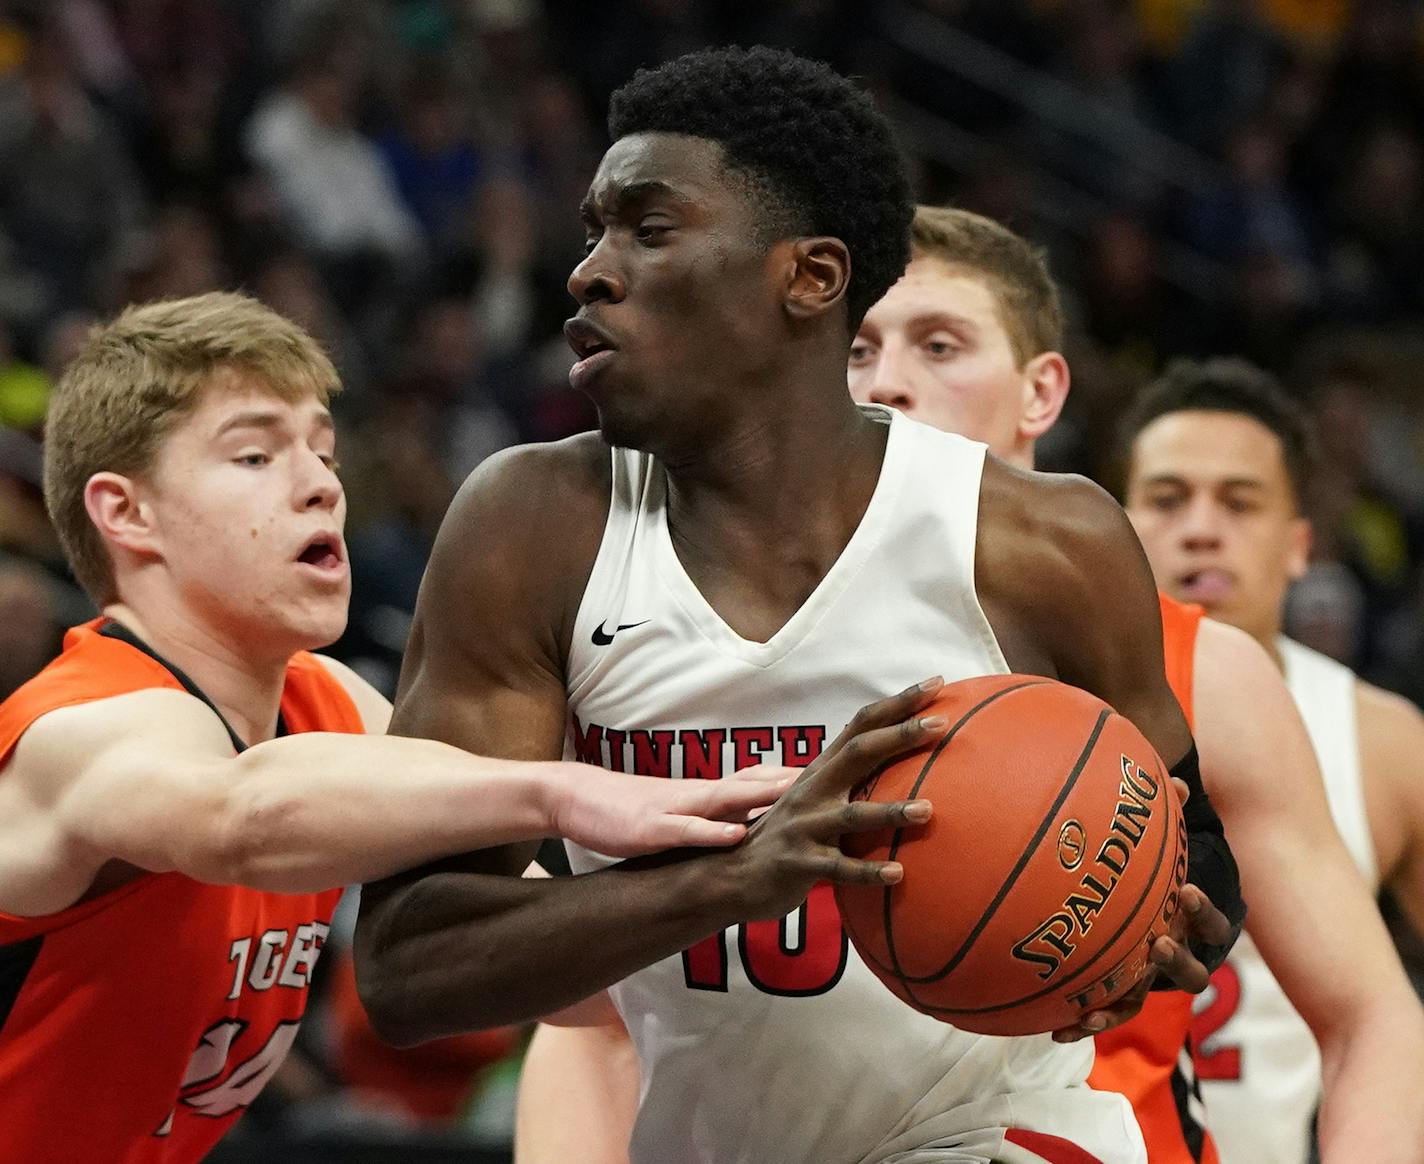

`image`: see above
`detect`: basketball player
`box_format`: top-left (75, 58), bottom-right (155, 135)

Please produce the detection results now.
top-left (1121, 359), bottom-right (1424, 1164)
top-left (514, 206), bottom-right (1424, 1164)
top-left (355, 48), bottom-right (1243, 1164)
top-left (0, 291), bottom-right (798, 1163)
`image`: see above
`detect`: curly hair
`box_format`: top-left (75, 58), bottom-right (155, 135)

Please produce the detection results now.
top-left (607, 46), bottom-right (913, 330)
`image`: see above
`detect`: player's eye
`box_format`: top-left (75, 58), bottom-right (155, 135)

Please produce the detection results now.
top-left (848, 343), bottom-right (876, 365)
top-left (235, 452), bottom-right (270, 467)
top-left (635, 222), bottom-right (670, 245)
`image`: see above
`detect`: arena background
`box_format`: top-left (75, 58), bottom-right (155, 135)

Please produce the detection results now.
top-left (0, 1), bottom-right (1421, 1160)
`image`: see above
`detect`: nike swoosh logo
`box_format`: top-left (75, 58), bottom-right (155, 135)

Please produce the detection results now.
top-left (591, 619), bottom-right (650, 646)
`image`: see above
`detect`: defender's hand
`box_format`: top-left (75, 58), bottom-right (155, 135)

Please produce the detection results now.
top-left (721, 677), bottom-right (945, 922)
top-left (548, 761), bottom-right (797, 858)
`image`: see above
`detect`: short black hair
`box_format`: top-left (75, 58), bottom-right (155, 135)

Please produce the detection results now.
top-left (1121, 358), bottom-right (1316, 509)
top-left (607, 45), bottom-right (913, 330)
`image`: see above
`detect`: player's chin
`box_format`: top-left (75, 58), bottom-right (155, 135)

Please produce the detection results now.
top-left (286, 598), bottom-right (350, 651)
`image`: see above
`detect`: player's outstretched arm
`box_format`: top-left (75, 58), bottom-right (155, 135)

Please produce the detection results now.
top-left (0, 685), bottom-right (790, 917)
top-left (354, 442), bottom-right (941, 1044)
top-left (1194, 620), bottom-right (1424, 1163)
top-left (976, 462), bottom-right (1243, 1008)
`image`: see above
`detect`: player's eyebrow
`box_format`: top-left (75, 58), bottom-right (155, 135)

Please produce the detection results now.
top-left (214, 408), bottom-right (334, 438)
top-left (580, 179), bottom-right (692, 225)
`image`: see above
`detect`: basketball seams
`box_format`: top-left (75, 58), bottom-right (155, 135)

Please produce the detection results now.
top-left (894, 706), bottom-right (1113, 995)
top-left (876, 678), bottom-right (1053, 984)
top-left (910, 724), bottom-right (1179, 1017)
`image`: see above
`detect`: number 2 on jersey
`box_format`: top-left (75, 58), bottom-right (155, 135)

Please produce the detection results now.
top-left (683, 883), bottom-right (848, 996)
top-left (1192, 961), bottom-right (1243, 1081)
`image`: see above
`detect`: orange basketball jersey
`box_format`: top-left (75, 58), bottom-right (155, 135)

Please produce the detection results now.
top-left (0, 620), bottom-right (359, 1163)
top-left (1089, 592), bottom-right (1218, 1164)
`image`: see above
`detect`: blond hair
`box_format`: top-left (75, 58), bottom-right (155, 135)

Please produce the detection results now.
top-left (44, 291), bottom-right (341, 603)
top-left (909, 206), bottom-right (1064, 365)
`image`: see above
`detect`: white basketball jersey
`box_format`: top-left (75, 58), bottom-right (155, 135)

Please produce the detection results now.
top-left (1194, 637), bottom-right (1375, 1164)
top-left (563, 408), bottom-right (1144, 1164)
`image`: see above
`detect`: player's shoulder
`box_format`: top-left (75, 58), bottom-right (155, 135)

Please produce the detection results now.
top-left (13, 687), bottom-right (232, 788)
top-left (308, 654), bottom-right (389, 734)
top-left (977, 456), bottom-right (1137, 593)
top-left (1355, 677), bottom-right (1424, 752)
top-left (1193, 616), bottom-right (1269, 673)
top-left (451, 432), bottom-right (611, 530)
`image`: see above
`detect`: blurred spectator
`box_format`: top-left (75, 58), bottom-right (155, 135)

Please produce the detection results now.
top-left (0, 551), bottom-right (61, 699)
top-left (377, 65), bottom-right (484, 247)
top-left (0, 9), bottom-right (145, 317)
top-left (244, 20), bottom-right (423, 313)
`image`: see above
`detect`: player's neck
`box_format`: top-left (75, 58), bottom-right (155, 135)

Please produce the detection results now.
top-left (100, 601), bottom-right (289, 746)
top-left (662, 389), bottom-right (886, 548)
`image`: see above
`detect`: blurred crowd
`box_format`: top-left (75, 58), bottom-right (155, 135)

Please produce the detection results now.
top-left (1, 0), bottom-right (1422, 1157)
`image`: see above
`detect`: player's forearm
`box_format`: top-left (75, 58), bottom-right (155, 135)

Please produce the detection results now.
top-left (355, 853), bottom-right (743, 1044)
top-left (210, 734), bottom-right (561, 891)
top-left (1316, 1000), bottom-right (1424, 1164)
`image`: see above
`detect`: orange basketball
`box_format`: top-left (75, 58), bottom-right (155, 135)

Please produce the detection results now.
top-left (835, 674), bottom-right (1187, 1037)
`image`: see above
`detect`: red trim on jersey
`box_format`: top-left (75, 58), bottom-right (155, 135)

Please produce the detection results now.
top-left (1004, 1127), bottom-right (1107, 1164)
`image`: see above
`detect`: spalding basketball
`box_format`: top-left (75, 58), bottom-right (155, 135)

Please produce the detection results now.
top-left (836, 674), bottom-right (1187, 1037)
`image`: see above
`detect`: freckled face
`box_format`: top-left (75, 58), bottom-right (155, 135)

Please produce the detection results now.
top-left (140, 371), bottom-right (350, 653)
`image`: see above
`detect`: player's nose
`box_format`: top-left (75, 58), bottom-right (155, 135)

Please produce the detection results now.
top-left (865, 357), bottom-right (914, 411)
top-left (1179, 497), bottom-right (1223, 547)
top-left (298, 452), bottom-right (342, 512)
top-left (568, 241), bottom-right (627, 306)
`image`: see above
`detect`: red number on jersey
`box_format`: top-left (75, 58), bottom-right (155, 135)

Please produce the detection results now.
top-left (1192, 961), bottom-right (1243, 1081)
top-left (683, 884), bottom-right (847, 996)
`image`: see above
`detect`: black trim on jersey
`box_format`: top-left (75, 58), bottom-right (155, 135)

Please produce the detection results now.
top-left (97, 620), bottom-right (288, 752)
top-left (1170, 1036), bottom-right (1208, 1161)
top-left (0, 936), bottom-right (43, 1040)
top-left (535, 839), bottom-right (572, 878)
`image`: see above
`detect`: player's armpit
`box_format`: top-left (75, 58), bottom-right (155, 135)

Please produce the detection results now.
top-left (1194, 620), bottom-right (1424, 1164)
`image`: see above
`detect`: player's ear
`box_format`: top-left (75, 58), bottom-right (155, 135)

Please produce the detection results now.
top-left (783, 237), bottom-right (850, 321)
top-left (1019, 351), bottom-right (1071, 442)
top-left (1286, 515), bottom-right (1312, 581)
top-left (85, 472), bottom-right (162, 559)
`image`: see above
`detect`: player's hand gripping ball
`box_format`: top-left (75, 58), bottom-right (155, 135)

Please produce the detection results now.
top-left (835, 674), bottom-right (1187, 1036)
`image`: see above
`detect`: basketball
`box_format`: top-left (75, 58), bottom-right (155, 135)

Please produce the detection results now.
top-left (836, 674), bottom-right (1188, 1037)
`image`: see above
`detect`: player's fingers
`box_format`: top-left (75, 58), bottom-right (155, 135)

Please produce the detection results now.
top-left (822, 798), bottom-right (933, 836)
top-left (665, 816), bottom-right (750, 849)
top-left (1148, 933), bottom-right (1210, 994)
top-left (821, 676), bottom-right (944, 762)
top-left (1170, 776), bottom-right (1190, 806)
top-left (726, 764), bottom-right (801, 785)
top-left (1178, 883), bottom-right (1234, 948)
top-left (683, 771), bottom-right (797, 820)
top-left (816, 714), bottom-right (947, 795)
top-left (1051, 975), bottom-right (1154, 1043)
top-left (815, 849), bottom-right (905, 886)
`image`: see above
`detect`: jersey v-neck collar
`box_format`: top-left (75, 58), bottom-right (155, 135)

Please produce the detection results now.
top-left (651, 406), bottom-right (910, 669)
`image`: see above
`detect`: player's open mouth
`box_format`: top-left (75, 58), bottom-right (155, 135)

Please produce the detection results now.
top-left (296, 533), bottom-right (346, 574)
top-left (1178, 568), bottom-right (1233, 603)
top-left (564, 317), bottom-right (619, 390)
